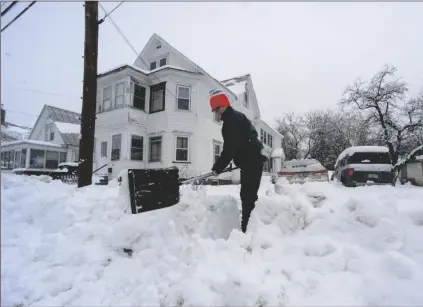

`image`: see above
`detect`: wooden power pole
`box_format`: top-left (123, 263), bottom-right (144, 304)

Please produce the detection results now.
top-left (78, 1), bottom-right (98, 188)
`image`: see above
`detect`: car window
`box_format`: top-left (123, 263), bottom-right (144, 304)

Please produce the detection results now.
top-left (348, 152), bottom-right (391, 164)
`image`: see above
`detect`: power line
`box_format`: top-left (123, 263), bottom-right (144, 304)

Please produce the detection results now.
top-left (1, 1), bottom-right (36, 33)
top-left (98, 3), bottom-right (180, 102)
top-left (98, 1), bottom-right (123, 25)
top-left (1, 0), bottom-right (17, 17)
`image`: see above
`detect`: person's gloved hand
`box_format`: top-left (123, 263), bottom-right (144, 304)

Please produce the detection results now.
top-left (212, 171), bottom-right (219, 176)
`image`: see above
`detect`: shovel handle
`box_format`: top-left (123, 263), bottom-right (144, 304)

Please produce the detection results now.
top-left (180, 166), bottom-right (239, 185)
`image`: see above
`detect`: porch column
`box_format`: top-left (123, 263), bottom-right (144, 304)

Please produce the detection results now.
top-left (25, 147), bottom-right (30, 168)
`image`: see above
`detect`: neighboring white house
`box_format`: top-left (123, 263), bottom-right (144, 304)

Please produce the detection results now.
top-left (93, 33), bottom-right (284, 180)
top-left (1, 105), bottom-right (81, 171)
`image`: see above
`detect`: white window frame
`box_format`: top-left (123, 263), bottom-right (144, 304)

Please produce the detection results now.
top-left (115, 82), bottom-right (125, 107)
top-left (159, 57), bottom-right (167, 67)
top-left (213, 112), bottom-right (222, 124)
top-left (213, 140), bottom-right (222, 164)
top-left (174, 135), bottom-right (189, 162)
top-left (176, 85), bottom-right (191, 111)
top-left (149, 136), bottom-right (163, 163)
top-left (103, 85), bottom-right (113, 110)
top-left (149, 60), bottom-right (157, 70)
top-left (130, 134), bottom-right (144, 161)
top-left (100, 141), bottom-right (107, 157)
top-left (111, 134), bottom-right (122, 161)
top-left (243, 90), bottom-right (249, 108)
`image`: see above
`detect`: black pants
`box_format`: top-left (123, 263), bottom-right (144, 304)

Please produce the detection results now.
top-left (240, 161), bottom-right (264, 233)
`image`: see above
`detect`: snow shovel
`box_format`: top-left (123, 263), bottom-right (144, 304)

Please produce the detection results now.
top-left (126, 165), bottom-right (239, 214)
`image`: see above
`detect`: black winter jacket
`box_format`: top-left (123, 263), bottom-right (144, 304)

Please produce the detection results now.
top-left (212, 106), bottom-right (266, 174)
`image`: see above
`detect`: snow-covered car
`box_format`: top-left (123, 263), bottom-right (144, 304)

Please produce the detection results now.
top-left (332, 146), bottom-right (395, 187)
top-left (271, 159), bottom-right (329, 184)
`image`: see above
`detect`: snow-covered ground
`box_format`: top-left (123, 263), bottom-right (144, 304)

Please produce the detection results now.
top-left (2, 173), bottom-right (423, 306)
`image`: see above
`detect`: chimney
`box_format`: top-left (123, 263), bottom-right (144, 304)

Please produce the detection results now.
top-left (1, 104), bottom-right (5, 124)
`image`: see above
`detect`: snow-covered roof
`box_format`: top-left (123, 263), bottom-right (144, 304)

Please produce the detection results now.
top-left (336, 146), bottom-right (389, 165)
top-left (55, 122), bottom-right (80, 134)
top-left (1, 139), bottom-right (64, 148)
top-left (29, 105), bottom-right (81, 147)
top-left (1, 123), bottom-right (31, 142)
top-left (97, 64), bottom-right (200, 78)
top-left (220, 74), bottom-right (249, 96)
top-left (394, 145), bottom-right (423, 168)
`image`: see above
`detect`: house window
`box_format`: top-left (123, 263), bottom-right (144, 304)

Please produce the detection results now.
top-left (111, 134), bottom-right (121, 161)
top-left (103, 86), bottom-right (112, 110)
top-left (177, 85), bottom-right (190, 110)
top-left (131, 135), bottom-right (143, 161)
top-left (44, 123), bottom-right (54, 141)
top-left (59, 152), bottom-right (66, 164)
top-left (213, 140), bottom-right (222, 164)
top-left (244, 90), bottom-right (249, 108)
top-left (21, 149), bottom-right (27, 168)
top-left (149, 136), bottom-right (162, 162)
top-left (175, 136), bottom-right (188, 162)
top-left (260, 129), bottom-right (264, 142)
top-left (101, 142), bottom-right (107, 157)
top-left (29, 149), bottom-right (45, 169)
top-left (133, 83), bottom-right (146, 111)
top-left (268, 134), bottom-right (273, 148)
top-left (263, 160), bottom-right (269, 172)
top-left (159, 57), bottom-right (167, 67)
top-left (150, 61), bottom-right (157, 70)
top-left (46, 151), bottom-right (59, 169)
top-left (149, 82), bottom-right (166, 113)
top-left (115, 82), bottom-right (125, 107)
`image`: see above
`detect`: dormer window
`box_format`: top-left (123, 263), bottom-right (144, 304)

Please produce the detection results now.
top-left (243, 90), bottom-right (249, 108)
top-left (149, 57), bottom-right (167, 70)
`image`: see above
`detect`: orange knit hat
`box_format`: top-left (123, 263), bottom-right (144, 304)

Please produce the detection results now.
top-left (209, 88), bottom-right (231, 111)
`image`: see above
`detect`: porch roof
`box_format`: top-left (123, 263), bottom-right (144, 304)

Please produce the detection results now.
top-left (1, 140), bottom-right (64, 150)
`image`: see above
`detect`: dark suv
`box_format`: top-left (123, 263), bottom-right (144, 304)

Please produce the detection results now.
top-left (332, 147), bottom-right (395, 187)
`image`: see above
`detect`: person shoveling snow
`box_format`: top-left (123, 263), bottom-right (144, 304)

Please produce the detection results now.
top-left (209, 88), bottom-right (268, 233)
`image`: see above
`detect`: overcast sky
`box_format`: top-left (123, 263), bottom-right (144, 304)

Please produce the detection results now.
top-left (1, 1), bottom-right (422, 128)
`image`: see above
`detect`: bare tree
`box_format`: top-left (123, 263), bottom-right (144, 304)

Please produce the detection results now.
top-left (276, 113), bottom-right (307, 160)
top-left (340, 65), bottom-right (423, 164)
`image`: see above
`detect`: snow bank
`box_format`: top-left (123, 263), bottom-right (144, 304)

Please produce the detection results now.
top-left (281, 159), bottom-right (325, 173)
top-left (2, 174), bottom-right (423, 306)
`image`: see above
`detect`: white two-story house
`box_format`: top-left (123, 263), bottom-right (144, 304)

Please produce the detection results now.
top-left (93, 33), bottom-right (284, 181)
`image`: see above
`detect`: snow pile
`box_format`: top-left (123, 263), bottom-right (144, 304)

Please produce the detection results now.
top-left (282, 158), bottom-right (325, 172)
top-left (2, 174), bottom-right (423, 306)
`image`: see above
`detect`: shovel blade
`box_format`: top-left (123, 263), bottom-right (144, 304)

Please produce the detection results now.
top-left (127, 167), bottom-right (181, 214)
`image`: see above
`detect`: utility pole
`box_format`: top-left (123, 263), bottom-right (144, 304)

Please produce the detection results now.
top-left (78, 1), bottom-right (98, 188)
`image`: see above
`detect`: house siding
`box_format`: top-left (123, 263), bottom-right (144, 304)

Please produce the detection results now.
top-left (94, 35), bottom-right (284, 180)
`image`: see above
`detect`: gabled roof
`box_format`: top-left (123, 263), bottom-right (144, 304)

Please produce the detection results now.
top-left (29, 105), bottom-right (81, 146)
top-left (136, 33), bottom-right (239, 100)
top-left (221, 74), bottom-right (250, 96)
